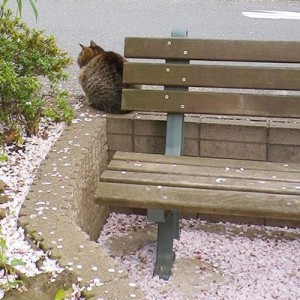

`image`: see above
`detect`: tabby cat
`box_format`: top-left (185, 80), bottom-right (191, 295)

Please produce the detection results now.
top-left (77, 40), bottom-right (128, 113)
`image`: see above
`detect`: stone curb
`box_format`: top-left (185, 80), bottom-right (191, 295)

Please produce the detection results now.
top-left (18, 107), bottom-right (145, 300)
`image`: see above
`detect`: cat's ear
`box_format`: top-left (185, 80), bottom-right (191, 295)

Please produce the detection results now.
top-left (79, 43), bottom-right (86, 50)
top-left (90, 40), bottom-right (98, 47)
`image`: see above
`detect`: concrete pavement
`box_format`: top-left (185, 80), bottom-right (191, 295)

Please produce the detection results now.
top-left (16, 0), bottom-right (300, 95)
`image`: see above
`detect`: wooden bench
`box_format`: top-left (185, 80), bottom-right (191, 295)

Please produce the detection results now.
top-left (95, 29), bottom-right (300, 280)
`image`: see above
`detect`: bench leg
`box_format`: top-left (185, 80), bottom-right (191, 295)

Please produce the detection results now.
top-left (153, 210), bottom-right (179, 280)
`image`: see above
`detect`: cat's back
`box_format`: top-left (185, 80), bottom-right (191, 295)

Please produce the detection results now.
top-left (77, 40), bottom-right (128, 113)
top-left (79, 54), bottom-right (122, 98)
top-left (78, 53), bottom-right (102, 86)
top-left (78, 44), bottom-right (123, 86)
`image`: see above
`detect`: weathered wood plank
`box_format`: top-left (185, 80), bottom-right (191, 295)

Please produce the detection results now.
top-left (107, 160), bottom-right (300, 182)
top-left (94, 182), bottom-right (300, 220)
top-left (122, 89), bottom-right (300, 117)
top-left (125, 37), bottom-right (300, 63)
top-left (107, 157), bottom-right (300, 182)
top-left (101, 170), bottom-right (300, 195)
top-left (112, 151), bottom-right (300, 173)
top-left (123, 63), bottom-right (300, 90)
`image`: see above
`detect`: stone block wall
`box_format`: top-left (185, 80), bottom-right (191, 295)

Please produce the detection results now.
top-left (199, 117), bottom-right (268, 160)
top-left (107, 112), bottom-right (300, 163)
top-left (269, 118), bottom-right (300, 163)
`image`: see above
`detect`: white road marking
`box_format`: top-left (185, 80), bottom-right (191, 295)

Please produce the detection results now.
top-left (242, 10), bottom-right (300, 20)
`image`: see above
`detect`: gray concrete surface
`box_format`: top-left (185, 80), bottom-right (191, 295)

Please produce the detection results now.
top-left (14, 0), bottom-right (300, 95)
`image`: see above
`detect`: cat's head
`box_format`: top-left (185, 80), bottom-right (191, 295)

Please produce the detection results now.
top-left (77, 41), bottom-right (105, 68)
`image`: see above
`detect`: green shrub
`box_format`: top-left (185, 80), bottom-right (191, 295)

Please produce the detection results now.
top-left (0, 7), bottom-right (74, 137)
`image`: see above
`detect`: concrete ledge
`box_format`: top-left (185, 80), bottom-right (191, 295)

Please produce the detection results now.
top-left (18, 108), bottom-right (145, 300)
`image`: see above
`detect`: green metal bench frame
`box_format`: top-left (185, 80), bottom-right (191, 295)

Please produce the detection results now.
top-left (146, 28), bottom-right (187, 280)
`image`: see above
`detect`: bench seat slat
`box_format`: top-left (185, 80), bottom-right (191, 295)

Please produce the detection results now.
top-left (112, 151), bottom-right (300, 173)
top-left (125, 37), bottom-right (300, 63)
top-left (101, 169), bottom-right (300, 196)
top-left (123, 62), bottom-right (300, 90)
top-left (122, 89), bottom-right (300, 117)
top-left (94, 182), bottom-right (300, 220)
top-left (107, 159), bottom-right (300, 183)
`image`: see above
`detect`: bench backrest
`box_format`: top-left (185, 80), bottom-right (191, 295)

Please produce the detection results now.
top-left (122, 32), bottom-right (300, 119)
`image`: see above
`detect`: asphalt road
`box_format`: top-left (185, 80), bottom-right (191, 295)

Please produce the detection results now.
top-left (16, 0), bottom-right (300, 94)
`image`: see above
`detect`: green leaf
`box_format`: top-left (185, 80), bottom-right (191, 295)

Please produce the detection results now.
top-left (8, 279), bottom-right (23, 288)
top-left (16, 0), bottom-right (22, 16)
top-left (10, 259), bottom-right (26, 267)
top-left (29, 0), bottom-right (38, 20)
top-left (0, 238), bottom-right (7, 253)
top-left (54, 288), bottom-right (72, 300)
top-left (0, 154), bottom-right (8, 163)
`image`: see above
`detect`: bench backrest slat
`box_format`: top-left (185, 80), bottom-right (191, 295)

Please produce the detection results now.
top-left (123, 62), bottom-right (300, 90)
top-left (125, 37), bottom-right (300, 63)
top-left (122, 89), bottom-right (300, 117)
